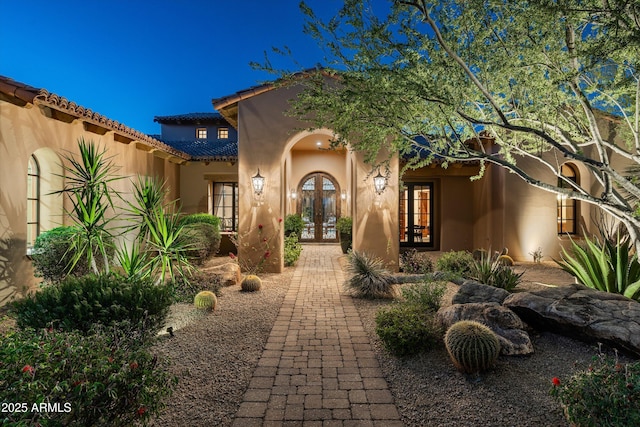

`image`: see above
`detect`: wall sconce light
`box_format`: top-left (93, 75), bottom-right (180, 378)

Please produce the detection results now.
top-left (341, 190), bottom-right (347, 200)
top-left (251, 169), bottom-right (265, 196)
top-left (373, 168), bottom-right (387, 195)
top-left (290, 189), bottom-right (297, 199)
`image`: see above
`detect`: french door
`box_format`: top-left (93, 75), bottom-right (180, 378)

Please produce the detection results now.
top-left (298, 173), bottom-right (340, 242)
top-left (400, 182), bottom-right (434, 247)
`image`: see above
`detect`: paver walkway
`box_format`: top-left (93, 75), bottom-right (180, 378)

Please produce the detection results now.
top-left (233, 244), bottom-right (403, 427)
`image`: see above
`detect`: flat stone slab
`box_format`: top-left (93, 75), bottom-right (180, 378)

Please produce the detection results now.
top-left (503, 284), bottom-right (640, 357)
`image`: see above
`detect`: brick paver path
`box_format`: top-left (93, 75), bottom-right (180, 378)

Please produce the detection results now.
top-left (233, 244), bottom-right (403, 427)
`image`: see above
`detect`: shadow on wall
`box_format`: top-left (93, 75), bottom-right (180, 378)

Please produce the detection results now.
top-left (0, 230), bottom-right (29, 306)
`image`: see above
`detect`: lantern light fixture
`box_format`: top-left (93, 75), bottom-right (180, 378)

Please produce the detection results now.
top-left (373, 169), bottom-right (387, 195)
top-left (251, 169), bottom-right (265, 196)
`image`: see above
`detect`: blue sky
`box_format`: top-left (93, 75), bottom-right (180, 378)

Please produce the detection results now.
top-left (0, 1), bottom-right (347, 135)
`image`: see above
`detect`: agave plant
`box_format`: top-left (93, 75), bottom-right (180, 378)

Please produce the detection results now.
top-left (470, 250), bottom-right (523, 291)
top-left (557, 233), bottom-right (640, 301)
top-left (344, 251), bottom-right (397, 299)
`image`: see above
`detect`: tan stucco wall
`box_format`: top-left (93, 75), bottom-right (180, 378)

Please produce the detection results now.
top-left (0, 99), bottom-right (179, 306)
top-left (179, 161), bottom-right (238, 214)
top-left (235, 84), bottom-right (400, 272)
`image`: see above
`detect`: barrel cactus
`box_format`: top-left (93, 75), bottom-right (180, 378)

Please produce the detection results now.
top-left (444, 320), bottom-right (501, 374)
top-left (241, 275), bottom-right (262, 292)
top-left (194, 291), bottom-right (217, 311)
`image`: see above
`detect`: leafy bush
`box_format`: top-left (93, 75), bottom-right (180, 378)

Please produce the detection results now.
top-left (401, 280), bottom-right (446, 312)
top-left (336, 216), bottom-right (353, 235)
top-left (0, 327), bottom-right (175, 427)
top-left (470, 252), bottom-right (523, 291)
top-left (31, 226), bottom-right (114, 283)
top-left (181, 213), bottom-right (221, 228)
top-left (284, 234), bottom-right (303, 266)
top-left (557, 233), bottom-right (640, 300)
top-left (436, 250), bottom-right (474, 278)
top-left (344, 251), bottom-right (396, 299)
top-left (182, 222), bottom-right (221, 262)
top-left (551, 352), bottom-right (640, 427)
top-left (10, 274), bottom-right (173, 337)
top-left (171, 271), bottom-right (222, 303)
top-left (284, 214), bottom-right (304, 238)
top-left (375, 304), bottom-right (442, 357)
top-left (400, 249), bottom-right (434, 274)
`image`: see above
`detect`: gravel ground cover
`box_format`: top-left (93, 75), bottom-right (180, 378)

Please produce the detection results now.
top-left (150, 267), bottom-right (293, 427)
top-left (145, 259), bottom-right (633, 426)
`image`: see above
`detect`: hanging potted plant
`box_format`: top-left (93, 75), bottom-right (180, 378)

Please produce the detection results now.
top-left (336, 217), bottom-right (353, 254)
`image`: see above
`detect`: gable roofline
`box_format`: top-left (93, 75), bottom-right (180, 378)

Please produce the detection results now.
top-left (211, 68), bottom-right (338, 128)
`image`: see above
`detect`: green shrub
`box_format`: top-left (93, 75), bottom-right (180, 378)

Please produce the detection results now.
top-left (401, 280), bottom-right (446, 312)
top-left (182, 222), bottom-right (221, 262)
top-left (557, 233), bottom-right (640, 300)
top-left (551, 352), bottom-right (640, 427)
top-left (194, 290), bottom-right (217, 310)
top-left (0, 327), bottom-right (175, 427)
top-left (470, 252), bottom-right (523, 291)
top-left (284, 214), bottom-right (304, 238)
top-left (10, 274), bottom-right (173, 337)
top-left (171, 271), bottom-right (222, 303)
top-left (444, 320), bottom-right (501, 374)
top-left (336, 216), bottom-right (353, 234)
top-left (181, 213), bottom-right (221, 228)
top-left (375, 304), bottom-right (442, 357)
top-left (241, 275), bottom-right (262, 292)
top-left (344, 251), bottom-right (396, 299)
top-left (436, 250), bottom-right (474, 278)
top-left (284, 234), bottom-right (303, 266)
top-left (31, 226), bottom-right (113, 283)
top-left (400, 249), bottom-right (435, 274)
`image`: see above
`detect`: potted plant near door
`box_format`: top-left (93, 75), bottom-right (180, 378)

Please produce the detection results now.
top-left (336, 217), bottom-right (353, 254)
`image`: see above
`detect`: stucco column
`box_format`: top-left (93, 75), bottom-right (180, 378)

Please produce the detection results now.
top-left (352, 151), bottom-right (399, 272)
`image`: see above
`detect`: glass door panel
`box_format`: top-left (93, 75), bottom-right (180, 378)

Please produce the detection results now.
top-left (400, 183), bottom-right (433, 247)
top-left (298, 173), bottom-right (340, 242)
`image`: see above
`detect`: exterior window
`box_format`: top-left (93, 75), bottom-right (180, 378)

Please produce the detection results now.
top-left (212, 182), bottom-right (238, 231)
top-left (196, 128), bottom-right (207, 139)
top-left (218, 127), bottom-right (229, 139)
top-left (558, 163), bottom-right (578, 234)
top-left (27, 155), bottom-right (40, 251)
top-left (400, 183), bottom-right (433, 247)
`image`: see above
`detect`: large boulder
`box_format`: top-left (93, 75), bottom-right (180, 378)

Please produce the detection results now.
top-left (503, 284), bottom-right (640, 357)
top-left (201, 262), bottom-right (241, 287)
top-left (452, 280), bottom-right (510, 305)
top-left (437, 302), bottom-right (534, 355)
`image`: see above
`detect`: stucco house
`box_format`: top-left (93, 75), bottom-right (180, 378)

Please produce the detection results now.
top-left (0, 73), bottom-right (614, 306)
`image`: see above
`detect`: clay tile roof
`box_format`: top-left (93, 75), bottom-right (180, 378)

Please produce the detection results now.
top-left (153, 112), bottom-right (229, 124)
top-left (0, 74), bottom-right (191, 162)
top-left (160, 139), bottom-right (237, 161)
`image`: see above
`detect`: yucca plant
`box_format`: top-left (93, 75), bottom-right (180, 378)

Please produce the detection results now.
top-left (145, 205), bottom-right (194, 285)
top-left (115, 242), bottom-right (152, 280)
top-left (55, 138), bottom-right (121, 274)
top-left (557, 233), bottom-right (640, 301)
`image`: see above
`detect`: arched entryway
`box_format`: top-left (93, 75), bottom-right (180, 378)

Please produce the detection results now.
top-left (297, 172), bottom-right (340, 242)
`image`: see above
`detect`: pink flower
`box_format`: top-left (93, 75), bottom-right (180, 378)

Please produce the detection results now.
top-left (229, 252), bottom-right (236, 259)
top-left (22, 365), bottom-right (35, 375)
top-left (137, 407), bottom-right (147, 416)
top-left (552, 377), bottom-right (560, 386)
top-left (278, 218), bottom-right (283, 223)
top-left (129, 361), bottom-right (139, 370)
top-left (258, 224), bottom-right (263, 230)
top-left (264, 251), bottom-right (271, 259)
top-left (263, 237), bottom-right (267, 242)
